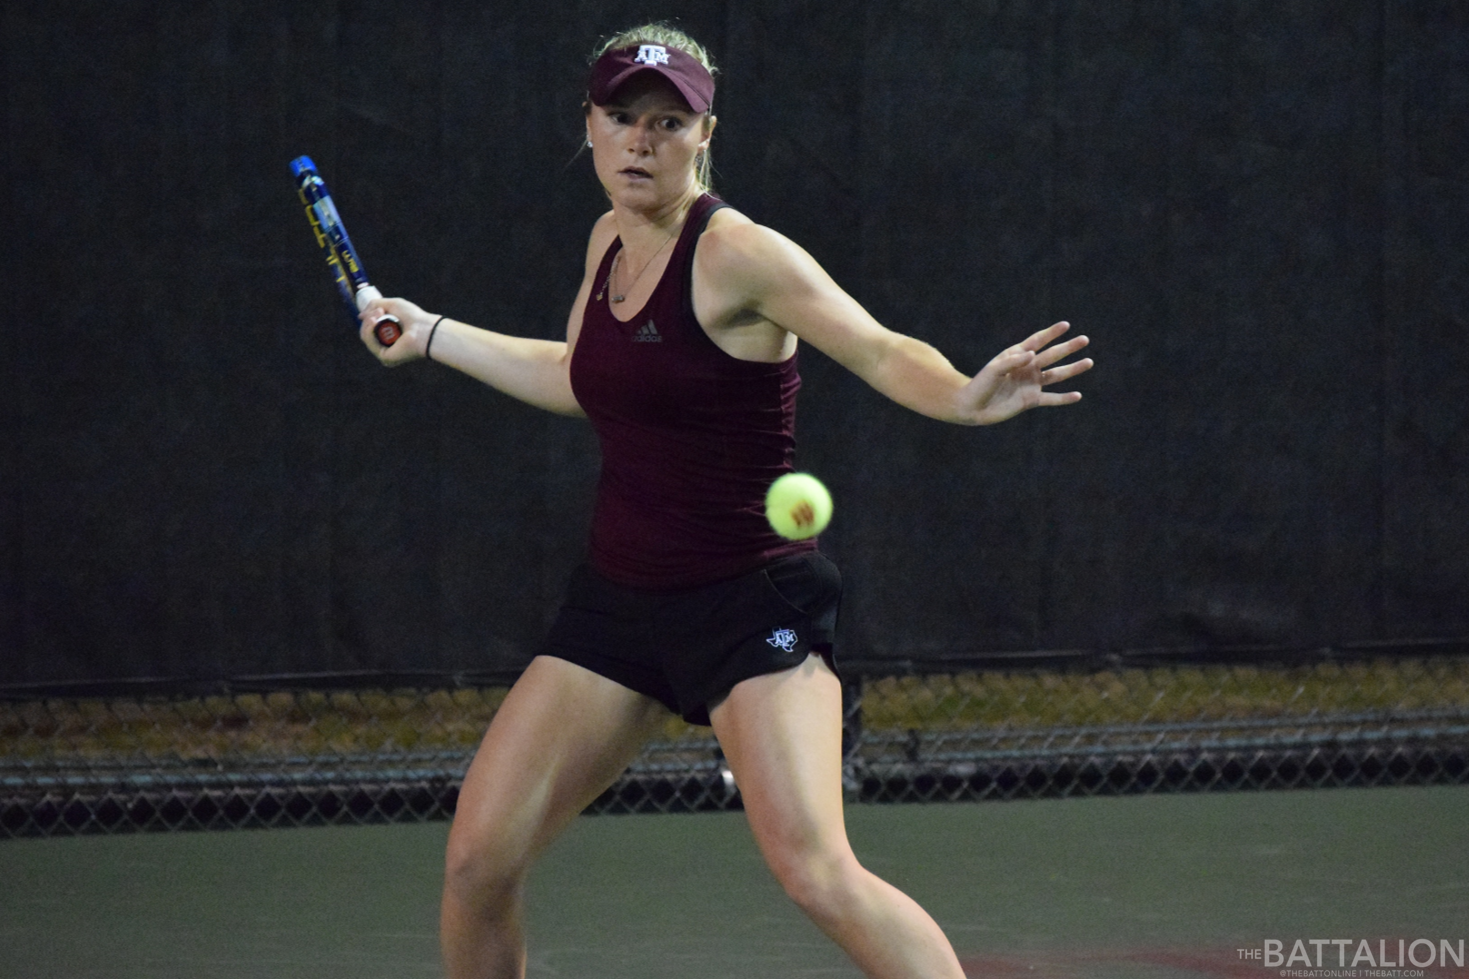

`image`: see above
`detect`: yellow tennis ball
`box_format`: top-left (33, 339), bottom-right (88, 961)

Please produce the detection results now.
top-left (765, 473), bottom-right (833, 540)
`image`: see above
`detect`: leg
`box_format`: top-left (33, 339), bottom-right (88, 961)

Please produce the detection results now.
top-left (441, 655), bottom-right (671, 979)
top-left (710, 655), bottom-right (966, 979)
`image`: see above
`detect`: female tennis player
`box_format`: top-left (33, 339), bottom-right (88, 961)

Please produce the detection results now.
top-left (359, 23), bottom-right (1091, 979)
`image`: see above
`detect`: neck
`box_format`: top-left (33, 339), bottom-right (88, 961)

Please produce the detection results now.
top-left (611, 187), bottom-right (700, 253)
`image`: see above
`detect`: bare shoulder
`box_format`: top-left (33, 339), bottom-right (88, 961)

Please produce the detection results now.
top-left (701, 208), bottom-right (790, 263)
top-left (565, 211), bottom-right (620, 347)
top-left (584, 209), bottom-right (619, 273)
top-left (696, 208), bottom-right (815, 294)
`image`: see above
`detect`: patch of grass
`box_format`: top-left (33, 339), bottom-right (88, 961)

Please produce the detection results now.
top-left (860, 658), bottom-right (1469, 731)
top-left (3, 658), bottom-right (1467, 764)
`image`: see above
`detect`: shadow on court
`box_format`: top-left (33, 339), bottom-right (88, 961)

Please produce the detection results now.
top-left (1, 785), bottom-right (1465, 979)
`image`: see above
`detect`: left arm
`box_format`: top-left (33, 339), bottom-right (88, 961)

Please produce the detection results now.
top-left (699, 222), bottom-right (1092, 425)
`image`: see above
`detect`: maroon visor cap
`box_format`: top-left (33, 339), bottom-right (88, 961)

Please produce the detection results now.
top-left (588, 43), bottom-right (714, 113)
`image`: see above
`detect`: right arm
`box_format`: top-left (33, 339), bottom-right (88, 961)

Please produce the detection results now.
top-left (355, 212), bottom-right (619, 417)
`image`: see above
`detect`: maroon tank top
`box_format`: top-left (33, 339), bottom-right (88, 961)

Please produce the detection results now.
top-left (570, 194), bottom-right (816, 588)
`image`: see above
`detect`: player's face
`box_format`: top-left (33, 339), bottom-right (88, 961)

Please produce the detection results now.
top-left (587, 74), bottom-right (710, 212)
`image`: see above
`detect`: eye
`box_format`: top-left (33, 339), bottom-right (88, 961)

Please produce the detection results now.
top-left (660, 116), bottom-right (684, 132)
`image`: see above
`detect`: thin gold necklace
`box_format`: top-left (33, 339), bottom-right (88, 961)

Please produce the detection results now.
top-left (598, 224), bottom-right (680, 304)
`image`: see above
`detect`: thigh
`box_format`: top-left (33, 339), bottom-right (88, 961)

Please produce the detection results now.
top-left (708, 654), bottom-right (850, 865)
top-left (448, 655), bottom-right (672, 868)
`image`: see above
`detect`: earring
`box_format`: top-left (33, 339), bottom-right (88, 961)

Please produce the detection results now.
top-left (587, 139), bottom-right (593, 148)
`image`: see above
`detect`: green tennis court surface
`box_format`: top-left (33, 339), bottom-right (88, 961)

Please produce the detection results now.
top-left (2, 785), bottom-right (1465, 978)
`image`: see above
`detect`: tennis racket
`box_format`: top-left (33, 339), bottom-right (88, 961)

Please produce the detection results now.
top-left (289, 155), bottom-right (402, 347)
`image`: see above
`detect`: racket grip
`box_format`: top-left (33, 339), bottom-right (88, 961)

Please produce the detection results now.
top-left (354, 286), bottom-right (402, 347)
top-left (374, 317), bottom-right (403, 347)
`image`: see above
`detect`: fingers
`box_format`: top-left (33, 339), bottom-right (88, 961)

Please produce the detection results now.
top-left (357, 308), bottom-right (383, 347)
top-left (1028, 323), bottom-right (1092, 403)
top-left (356, 299), bottom-right (419, 364)
top-left (1035, 355), bottom-right (1091, 409)
top-left (1032, 333), bottom-right (1090, 369)
top-left (357, 298), bottom-right (393, 329)
top-left (1022, 320), bottom-right (1072, 351)
top-left (998, 348), bottom-right (1036, 372)
top-left (1038, 357), bottom-right (1094, 386)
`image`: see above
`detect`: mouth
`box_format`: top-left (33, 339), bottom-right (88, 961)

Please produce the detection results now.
top-left (619, 167), bottom-right (652, 179)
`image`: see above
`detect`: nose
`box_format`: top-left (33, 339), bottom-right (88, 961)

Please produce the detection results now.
top-left (628, 120), bottom-right (654, 153)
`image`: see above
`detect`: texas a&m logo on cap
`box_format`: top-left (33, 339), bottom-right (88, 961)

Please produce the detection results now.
top-left (634, 44), bottom-right (671, 67)
top-left (588, 41), bottom-right (715, 113)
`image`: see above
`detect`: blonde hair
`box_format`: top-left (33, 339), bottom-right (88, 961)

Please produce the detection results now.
top-left (588, 23), bottom-right (717, 193)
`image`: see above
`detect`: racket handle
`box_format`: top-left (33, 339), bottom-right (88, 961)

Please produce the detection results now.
top-left (374, 318), bottom-right (403, 347)
top-left (354, 285), bottom-right (402, 347)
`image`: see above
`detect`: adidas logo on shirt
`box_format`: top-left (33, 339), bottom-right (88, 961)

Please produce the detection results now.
top-left (632, 320), bottom-right (662, 343)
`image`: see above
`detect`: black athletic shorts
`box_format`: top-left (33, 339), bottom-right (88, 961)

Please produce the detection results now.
top-left (539, 551), bottom-right (842, 726)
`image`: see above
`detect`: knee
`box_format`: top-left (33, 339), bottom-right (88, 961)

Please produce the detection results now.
top-left (765, 843), bottom-right (865, 922)
top-left (443, 821), bottom-right (529, 913)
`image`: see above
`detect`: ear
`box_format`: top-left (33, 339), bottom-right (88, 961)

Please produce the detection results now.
top-left (700, 113), bottom-right (717, 149)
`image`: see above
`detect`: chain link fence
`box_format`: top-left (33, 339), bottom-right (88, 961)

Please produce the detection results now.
top-left (4, 648), bottom-right (1468, 837)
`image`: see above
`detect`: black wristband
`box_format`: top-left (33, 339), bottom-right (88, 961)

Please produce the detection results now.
top-left (425, 315), bottom-right (446, 361)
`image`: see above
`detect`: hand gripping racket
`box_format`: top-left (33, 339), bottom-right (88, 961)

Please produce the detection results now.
top-left (289, 156), bottom-right (402, 346)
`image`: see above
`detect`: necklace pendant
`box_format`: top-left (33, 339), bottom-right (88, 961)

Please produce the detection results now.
top-left (611, 294), bottom-right (626, 303)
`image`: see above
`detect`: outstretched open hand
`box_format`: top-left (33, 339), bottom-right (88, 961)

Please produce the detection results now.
top-left (960, 322), bottom-right (1093, 425)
